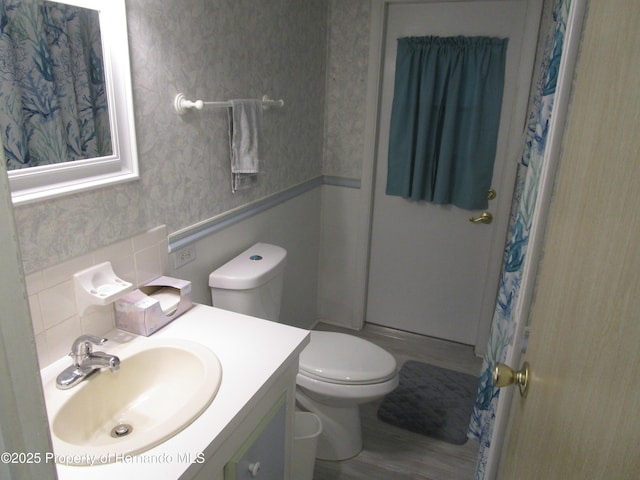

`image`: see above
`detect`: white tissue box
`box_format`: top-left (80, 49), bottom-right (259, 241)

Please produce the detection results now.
top-left (115, 276), bottom-right (193, 336)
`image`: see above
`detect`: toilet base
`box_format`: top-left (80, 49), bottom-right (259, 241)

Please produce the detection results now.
top-left (296, 390), bottom-right (362, 461)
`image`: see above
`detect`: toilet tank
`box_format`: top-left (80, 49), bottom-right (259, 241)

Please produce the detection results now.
top-left (208, 243), bottom-right (287, 322)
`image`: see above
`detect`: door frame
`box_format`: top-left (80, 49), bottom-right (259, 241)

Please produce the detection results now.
top-left (490, 1), bottom-right (588, 477)
top-left (0, 153), bottom-right (56, 476)
top-left (355, 0), bottom-right (543, 354)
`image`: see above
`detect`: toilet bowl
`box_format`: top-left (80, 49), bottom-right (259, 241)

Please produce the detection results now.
top-left (209, 243), bottom-right (399, 461)
top-left (295, 331), bottom-right (398, 460)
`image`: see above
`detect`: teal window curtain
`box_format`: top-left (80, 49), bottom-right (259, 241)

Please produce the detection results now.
top-left (386, 36), bottom-right (508, 210)
top-left (0, 0), bottom-right (111, 170)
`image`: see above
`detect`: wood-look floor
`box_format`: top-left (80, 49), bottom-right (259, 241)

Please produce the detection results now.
top-left (311, 323), bottom-right (483, 480)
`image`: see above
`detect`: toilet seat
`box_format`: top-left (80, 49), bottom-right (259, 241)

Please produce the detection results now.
top-left (299, 332), bottom-right (397, 385)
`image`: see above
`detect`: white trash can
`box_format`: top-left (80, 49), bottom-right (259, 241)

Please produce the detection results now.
top-left (292, 412), bottom-right (322, 480)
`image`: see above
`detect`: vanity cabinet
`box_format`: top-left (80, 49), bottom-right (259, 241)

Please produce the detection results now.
top-left (186, 359), bottom-right (299, 480)
top-left (225, 399), bottom-right (286, 479)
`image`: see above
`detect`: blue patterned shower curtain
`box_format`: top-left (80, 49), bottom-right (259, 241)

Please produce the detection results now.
top-left (468, 1), bottom-right (571, 478)
top-left (0, 0), bottom-right (111, 170)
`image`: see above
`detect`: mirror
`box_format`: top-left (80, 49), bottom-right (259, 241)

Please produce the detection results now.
top-left (1, 0), bottom-right (138, 205)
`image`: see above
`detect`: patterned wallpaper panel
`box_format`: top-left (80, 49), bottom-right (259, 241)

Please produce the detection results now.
top-left (324, 0), bottom-right (371, 180)
top-left (14, 0), bottom-right (329, 273)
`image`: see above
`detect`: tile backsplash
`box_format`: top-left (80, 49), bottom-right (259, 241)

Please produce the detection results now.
top-left (26, 225), bottom-right (168, 368)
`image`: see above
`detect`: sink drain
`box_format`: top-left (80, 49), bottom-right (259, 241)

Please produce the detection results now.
top-left (110, 423), bottom-right (133, 438)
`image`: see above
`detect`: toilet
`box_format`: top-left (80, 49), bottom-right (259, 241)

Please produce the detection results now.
top-left (209, 243), bottom-right (399, 461)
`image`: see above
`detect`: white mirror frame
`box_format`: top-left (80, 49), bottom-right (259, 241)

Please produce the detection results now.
top-left (7, 0), bottom-right (139, 205)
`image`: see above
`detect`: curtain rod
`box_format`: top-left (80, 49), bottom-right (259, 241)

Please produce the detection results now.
top-left (174, 93), bottom-right (284, 114)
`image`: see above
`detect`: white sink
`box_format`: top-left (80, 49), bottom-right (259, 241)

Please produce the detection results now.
top-left (46, 339), bottom-right (222, 465)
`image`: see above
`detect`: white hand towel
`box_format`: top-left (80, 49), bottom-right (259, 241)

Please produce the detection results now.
top-left (228, 99), bottom-right (262, 192)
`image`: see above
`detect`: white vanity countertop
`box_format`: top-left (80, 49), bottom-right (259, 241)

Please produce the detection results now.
top-left (39, 304), bottom-right (310, 479)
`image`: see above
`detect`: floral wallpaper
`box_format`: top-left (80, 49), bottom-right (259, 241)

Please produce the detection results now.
top-left (13, 0), bottom-right (329, 273)
top-left (324, 0), bottom-right (371, 180)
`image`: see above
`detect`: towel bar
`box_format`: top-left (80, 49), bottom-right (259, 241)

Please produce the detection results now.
top-left (174, 93), bottom-right (284, 115)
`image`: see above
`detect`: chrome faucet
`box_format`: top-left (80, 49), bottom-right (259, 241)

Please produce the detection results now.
top-left (56, 335), bottom-right (121, 390)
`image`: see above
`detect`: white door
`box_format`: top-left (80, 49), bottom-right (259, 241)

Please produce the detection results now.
top-left (499, 2), bottom-right (640, 477)
top-left (367, 1), bottom-right (540, 347)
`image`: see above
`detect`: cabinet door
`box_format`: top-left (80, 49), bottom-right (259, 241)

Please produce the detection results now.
top-left (225, 398), bottom-right (286, 480)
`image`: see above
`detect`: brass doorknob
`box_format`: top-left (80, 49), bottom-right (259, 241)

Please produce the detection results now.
top-left (469, 211), bottom-right (493, 224)
top-left (493, 362), bottom-right (530, 397)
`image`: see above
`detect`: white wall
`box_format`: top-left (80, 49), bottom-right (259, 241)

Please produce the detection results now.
top-left (317, 184), bottom-right (363, 329)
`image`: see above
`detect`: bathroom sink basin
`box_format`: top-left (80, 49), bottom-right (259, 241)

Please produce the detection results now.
top-left (47, 339), bottom-right (222, 465)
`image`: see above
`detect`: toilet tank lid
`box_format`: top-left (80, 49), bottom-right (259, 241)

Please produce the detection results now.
top-left (208, 243), bottom-right (287, 290)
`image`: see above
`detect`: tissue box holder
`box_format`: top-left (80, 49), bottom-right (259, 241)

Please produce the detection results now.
top-left (115, 276), bottom-right (193, 336)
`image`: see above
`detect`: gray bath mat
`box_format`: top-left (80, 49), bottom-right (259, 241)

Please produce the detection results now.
top-left (377, 361), bottom-right (478, 445)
